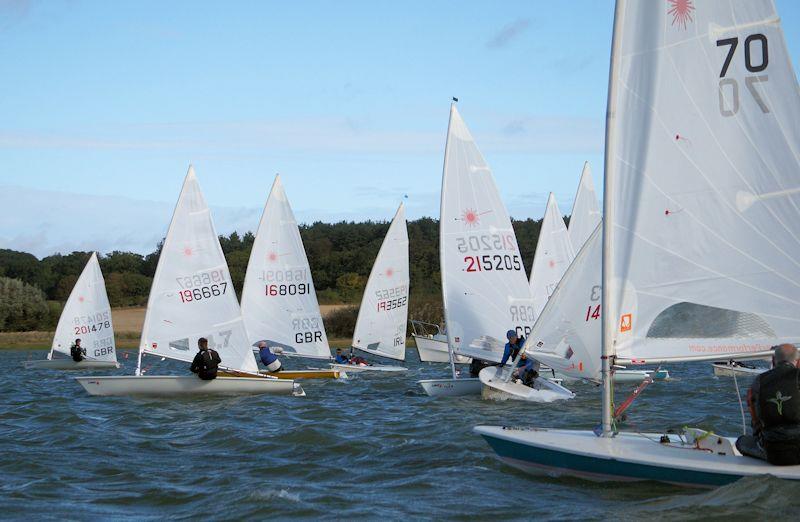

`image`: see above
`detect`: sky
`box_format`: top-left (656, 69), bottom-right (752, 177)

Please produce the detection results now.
top-left (2, 0), bottom-right (800, 257)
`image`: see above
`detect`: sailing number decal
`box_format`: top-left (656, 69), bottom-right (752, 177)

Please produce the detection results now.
top-left (585, 285), bottom-right (601, 322)
top-left (457, 233), bottom-right (522, 273)
top-left (260, 269), bottom-right (311, 297)
top-left (72, 311), bottom-right (115, 357)
top-left (292, 316), bottom-right (324, 344)
top-left (376, 284), bottom-right (408, 312)
top-left (176, 269), bottom-right (229, 303)
top-left (717, 34), bottom-right (770, 116)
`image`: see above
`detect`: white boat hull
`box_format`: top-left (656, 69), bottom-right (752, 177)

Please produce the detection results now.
top-left (474, 426), bottom-right (800, 487)
top-left (418, 377), bottom-right (481, 397)
top-left (413, 335), bottom-right (471, 364)
top-left (75, 375), bottom-right (304, 397)
top-left (24, 359), bottom-right (120, 370)
top-left (712, 363), bottom-right (766, 378)
top-left (329, 363), bottom-right (407, 373)
top-left (479, 366), bottom-right (574, 402)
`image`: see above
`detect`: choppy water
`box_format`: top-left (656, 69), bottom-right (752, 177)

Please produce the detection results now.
top-left (2, 349), bottom-right (799, 520)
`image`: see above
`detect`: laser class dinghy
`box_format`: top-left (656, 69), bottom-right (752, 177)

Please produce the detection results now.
top-left (240, 174), bottom-right (341, 380)
top-left (76, 167), bottom-right (303, 397)
top-left (25, 252), bottom-right (119, 370)
top-left (336, 203), bottom-right (409, 373)
top-left (417, 102), bottom-right (561, 398)
top-left (477, 0), bottom-right (800, 486)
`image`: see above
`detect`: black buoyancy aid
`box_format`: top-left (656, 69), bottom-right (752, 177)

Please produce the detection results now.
top-left (70, 344), bottom-right (84, 362)
top-left (757, 364), bottom-right (800, 429)
top-left (199, 349), bottom-right (221, 380)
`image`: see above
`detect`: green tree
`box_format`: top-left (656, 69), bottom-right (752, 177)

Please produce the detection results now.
top-left (0, 277), bottom-right (49, 331)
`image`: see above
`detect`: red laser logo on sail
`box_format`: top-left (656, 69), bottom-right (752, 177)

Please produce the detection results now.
top-left (460, 208), bottom-right (491, 228)
top-left (267, 251), bottom-right (278, 262)
top-left (385, 268), bottom-right (394, 278)
top-left (668, 0), bottom-right (695, 30)
top-left (183, 247), bottom-right (193, 257)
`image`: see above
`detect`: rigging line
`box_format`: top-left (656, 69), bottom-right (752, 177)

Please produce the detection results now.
top-left (613, 213), bottom-right (800, 306)
top-left (732, 369), bottom-right (747, 436)
top-left (612, 153), bottom-right (800, 298)
top-left (691, 7), bottom-right (800, 244)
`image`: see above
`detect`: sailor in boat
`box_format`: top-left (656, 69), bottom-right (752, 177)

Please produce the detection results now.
top-left (499, 329), bottom-right (525, 367)
top-left (257, 341), bottom-right (283, 372)
top-left (512, 352), bottom-right (540, 388)
top-left (334, 348), bottom-right (369, 366)
top-left (189, 337), bottom-right (222, 381)
top-left (334, 348), bottom-right (350, 364)
top-left (70, 339), bottom-right (86, 362)
top-left (736, 344), bottom-right (800, 466)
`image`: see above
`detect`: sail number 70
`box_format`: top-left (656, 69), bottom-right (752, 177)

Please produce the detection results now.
top-left (716, 34), bottom-right (769, 116)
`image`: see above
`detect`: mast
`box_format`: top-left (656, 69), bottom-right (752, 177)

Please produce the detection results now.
top-left (601, 0), bottom-right (624, 437)
top-left (441, 99), bottom-right (458, 380)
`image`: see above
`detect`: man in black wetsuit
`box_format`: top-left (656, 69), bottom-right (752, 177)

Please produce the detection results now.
top-left (190, 337), bottom-right (222, 380)
top-left (70, 339), bottom-right (86, 362)
top-left (736, 344), bottom-right (800, 465)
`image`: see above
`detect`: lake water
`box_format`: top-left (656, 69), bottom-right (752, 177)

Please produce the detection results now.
top-left (2, 349), bottom-right (799, 520)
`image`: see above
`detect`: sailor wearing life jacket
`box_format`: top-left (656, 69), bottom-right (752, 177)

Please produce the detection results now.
top-left (190, 337), bottom-right (221, 380)
top-left (737, 344), bottom-right (800, 465)
top-left (257, 341), bottom-right (283, 372)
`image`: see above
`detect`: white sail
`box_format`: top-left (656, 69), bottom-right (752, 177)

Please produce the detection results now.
top-left (139, 166), bottom-right (258, 373)
top-left (530, 224), bottom-right (602, 382)
top-left (440, 104), bottom-right (535, 363)
top-left (607, 1), bottom-right (800, 365)
top-left (352, 203), bottom-right (409, 361)
top-left (529, 193), bottom-right (575, 318)
top-left (51, 252), bottom-right (116, 362)
top-left (241, 175), bottom-right (331, 359)
top-left (567, 162), bottom-right (601, 250)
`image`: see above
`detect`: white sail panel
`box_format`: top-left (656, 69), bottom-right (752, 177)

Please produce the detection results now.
top-left (568, 162), bottom-right (601, 250)
top-left (241, 175), bottom-right (331, 359)
top-left (352, 203), bottom-right (409, 361)
top-left (140, 166), bottom-right (258, 373)
top-left (529, 193), bottom-right (575, 318)
top-left (51, 252), bottom-right (116, 362)
top-left (608, 1), bottom-right (800, 364)
top-left (530, 225), bottom-right (602, 382)
top-left (440, 105), bottom-right (535, 363)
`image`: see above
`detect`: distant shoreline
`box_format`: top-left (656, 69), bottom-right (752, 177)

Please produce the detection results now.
top-left (0, 333), bottom-right (386, 350)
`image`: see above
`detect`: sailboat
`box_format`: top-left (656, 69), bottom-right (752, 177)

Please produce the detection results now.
top-left (476, 0), bottom-right (800, 485)
top-left (418, 102), bottom-right (569, 398)
top-left (76, 166), bottom-right (304, 397)
top-left (410, 320), bottom-right (471, 364)
top-left (239, 174), bottom-right (341, 380)
top-left (336, 203), bottom-right (409, 373)
top-left (25, 252), bottom-right (120, 370)
top-left (567, 162), bottom-right (601, 251)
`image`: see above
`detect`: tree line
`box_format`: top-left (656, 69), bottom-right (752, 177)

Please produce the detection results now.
top-left (0, 217), bottom-right (548, 332)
